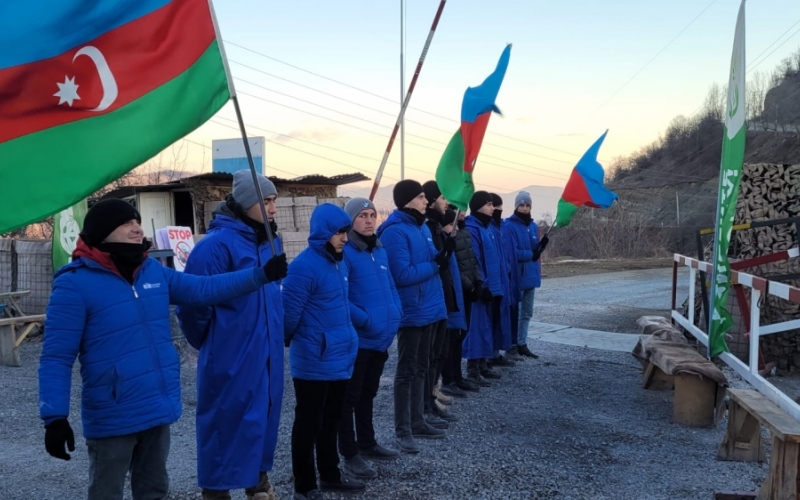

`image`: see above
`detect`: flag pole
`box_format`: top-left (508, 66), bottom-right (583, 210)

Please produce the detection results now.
top-left (207, 0), bottom-right (278, 256)
top-left (369, 0), bottom-right (447, 201)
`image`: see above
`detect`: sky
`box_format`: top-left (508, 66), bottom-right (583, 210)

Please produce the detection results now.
top-left (171, 0), bottom-right (800, 198)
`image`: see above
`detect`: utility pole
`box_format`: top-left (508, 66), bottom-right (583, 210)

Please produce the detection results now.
top-left (676, 189), bottom-right (680, 226)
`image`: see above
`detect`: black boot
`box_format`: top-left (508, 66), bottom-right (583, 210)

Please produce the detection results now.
top-left (518, 344), bottom-right (539, 359)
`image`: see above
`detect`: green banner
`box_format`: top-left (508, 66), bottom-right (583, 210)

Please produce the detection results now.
top-left (52, 199), bottom-right (88, 272)
top-left (709, 0), bottom-right (746, 358)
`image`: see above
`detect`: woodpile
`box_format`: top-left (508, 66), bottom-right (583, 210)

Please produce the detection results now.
top-left (683, 163), bottom-right (800, 369)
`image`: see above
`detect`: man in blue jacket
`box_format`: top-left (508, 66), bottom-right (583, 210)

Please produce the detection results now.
top-left (38, 198), bottom-right (277, 500)
top-left (377, 180), bottom-right (450, 453)
top-left (463, 192), bottom-right (504, 386)
top-left (488, 193), bottom-right (519, 366)
top-left (283, 203), bottom-right (364, 500)
top-left (503, 191), bottom-right (549, 359)
top-left (338, 198), bottom-right (403, 481)
top-left (176, 171), bottom-right (287, 500)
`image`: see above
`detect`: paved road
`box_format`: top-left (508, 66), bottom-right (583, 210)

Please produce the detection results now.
top-left (533, 267), bottom-right (690, 333)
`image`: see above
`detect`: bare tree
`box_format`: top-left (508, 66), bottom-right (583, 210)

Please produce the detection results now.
top-left (703, 83), bottom-right (725, 122)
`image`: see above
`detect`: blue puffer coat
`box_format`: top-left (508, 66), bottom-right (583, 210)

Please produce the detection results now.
top-left (343, 231), bottom-right (403, 352)
top-left (377, 210), bottom-right (446, 328)
top-left (502, 213), bottom-right (542, 291)
top-left (39, 239), bottom-right (268, 439)
top-left (283, 203), bottom-right (358, 381)
top-left (490, 220), bottom-right (513, 351)
top-left (462, 216), bottom-right (502, 359)
top-left (176, 203), bottom-right (285, 490)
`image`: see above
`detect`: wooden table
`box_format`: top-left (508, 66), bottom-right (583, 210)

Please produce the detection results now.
top-left (0, 290), bottom-right (31, 318)
top-left (0, 314), bottom-right (45, 366)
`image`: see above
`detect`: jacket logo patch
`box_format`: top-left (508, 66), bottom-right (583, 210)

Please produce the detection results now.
top-left (143, 283), bottom-right (161, 289)
top-left (380, 265), bottom-right (388, 270)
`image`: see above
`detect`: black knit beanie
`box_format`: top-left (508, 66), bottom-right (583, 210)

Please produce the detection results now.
top-left (490, 193), bottom-right (503, 209)
top-left (469, 191), bottom-right (493, 214)
top-left (442, 208), bottom-right (457, 227)
top-left (393, 180), bottom-right (424, 208)
top-left (81, 198), bottom-right (141, 247)
top-left (422, 180), bottom-right (442, 206)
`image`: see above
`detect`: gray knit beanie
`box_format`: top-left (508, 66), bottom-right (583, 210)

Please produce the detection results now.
top-left (232, 170), bottom-right (278, 209)
top-left (344, 197), bottom-right (376, 223)
top-left (515, 191), bottom-right (532, 208)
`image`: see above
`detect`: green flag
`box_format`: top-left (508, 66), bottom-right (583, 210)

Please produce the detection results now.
top-left (436, 131), bottom-right (473, 211)
top-left (51, 199), bottom-right (88, 272)
top-left (709, 0), bottom-right (746, 358)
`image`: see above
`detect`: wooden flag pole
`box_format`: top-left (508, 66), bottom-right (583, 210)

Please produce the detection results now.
top-left (369, 0), bottom-right (448, 201)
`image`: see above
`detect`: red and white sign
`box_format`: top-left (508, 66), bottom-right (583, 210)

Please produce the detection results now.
top-left (161, 226), bottom-right (194, 272)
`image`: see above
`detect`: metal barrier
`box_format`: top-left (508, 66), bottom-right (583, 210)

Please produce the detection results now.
top-left (671, 251), bottom-right (800, 420)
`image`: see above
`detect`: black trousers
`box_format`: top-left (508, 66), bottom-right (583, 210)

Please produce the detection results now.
top-left (338, 348), bottom-right (389, 459)
top-left (425, 319), bottom-right (448, 413)
top-left (441, 328), bottom-right (466, 385)
top-left (291, 379), bottom-right (348, 495)
top-left (394, 324), bottom-right (434, 437)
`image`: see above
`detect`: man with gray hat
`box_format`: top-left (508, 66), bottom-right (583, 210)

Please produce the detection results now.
top-left (337, 198), bottom-right (403, 480)
top-left (177, 170), bottom-right (287, 500)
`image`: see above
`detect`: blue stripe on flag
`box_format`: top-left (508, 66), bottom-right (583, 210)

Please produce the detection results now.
top-left (0, 0), bottom-right (171, 69)
top-left (212, 158), bottom-right (264, 175)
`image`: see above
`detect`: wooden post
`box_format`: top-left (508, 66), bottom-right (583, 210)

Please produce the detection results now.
top-left (757, 436), bottom-right (800, 500)
top-left (0, 324), bottom-right (20, 367)
top-left (673, 374), bottom-right (717, 427)
top-left (718, 400), bottom-right (766, 462)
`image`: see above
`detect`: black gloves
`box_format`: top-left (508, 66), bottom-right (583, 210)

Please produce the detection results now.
top-left (44, 419), bottom-right (75, 461)
top-left (532, 235), bottom-right (549, 262)
top-left (467, 284), bottom-right (481, 302)
top-left (480, 287), bottom-right (494, 304)
top-left (434, 249), bottom-right (450, 268)
top-left (263, 254), bottom-right (288, 282)
top-left (443, 236), bottom-right (456, 254)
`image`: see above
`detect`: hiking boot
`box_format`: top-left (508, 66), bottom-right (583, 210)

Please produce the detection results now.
top-left (441, 382), bottom-right (468, 398)
top-left (412, 423), bottom-right (446, 439)
top-left (433, 383), bottom-right (454, 405)
top-left (466, 373), bottom-right (492, 387)
top-left (395, 435), bottom-right (421, 454)
top-left (425, 412), bottom-right (449, 429)
top-left (203, 490), bottom-right (232, 500)
top-left (504, 347), bottom-right (525, 362)
top-left (488, 355), bottom-right (515, 367)
top-left (433, 401), bottom-right (459, 422)
top-left (360, 443), bottom-right (400, 460)
top-left (455, 379), bottom-right (480, 392)
top-left (293, 490), bottom-right (323, 500)
top-left (246, 472), bottom-right (278, 500)
top-left (343, 454), bottom-right (378, 480)
top-left (518, 344), bottom-right (539, 359)
top-left (480, 368), bottom-right (502, 380)
top-left (320, 475), bottom-right (365, 492)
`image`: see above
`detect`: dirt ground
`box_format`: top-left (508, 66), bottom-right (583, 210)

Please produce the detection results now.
top-left (541, 257), bottom-right (674, 279)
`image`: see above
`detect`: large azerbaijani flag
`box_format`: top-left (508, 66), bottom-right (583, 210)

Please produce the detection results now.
top-left (709, 0), bottom-right (747, 358)
top-left (554, 131), bottom-right (618, 227)
top-left (436, 44), bottom-right (511, 211)
top-left (0, 0), bottom-right (232, 234)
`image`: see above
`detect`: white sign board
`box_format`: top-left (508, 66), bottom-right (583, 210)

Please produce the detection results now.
top-left (212, 137), bottom-right (265, 175)
top-left (157, 226), bottom-right (195, 271)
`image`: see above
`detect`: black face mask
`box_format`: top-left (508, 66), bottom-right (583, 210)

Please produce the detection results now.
top-left (354, 231), bottom-right (378, 252)
top-left (473, 212), bottom-right (492, 228)
top-left (492, 209), bottom-right (503, 225)
top-left (425, 208), bottom-right (444, 225)
top-left (97, 240), bottom-right (152, 284)
top-left (324, 242), bottom-right (344, 262)
top-left (400, 207), bottom-right (426, 226)
top-left (514, 210), bottom-right (532, 225)
top-left (227, 195), bottom-right (277, 242)
top-left (457, 219), bottom-right (466, 230)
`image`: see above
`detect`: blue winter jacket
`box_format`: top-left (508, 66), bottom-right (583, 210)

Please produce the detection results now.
top-left (502, 213), bottom-right (542, 291)
top-left (283, 204), bottom-right (358, 381)
top-left (490, 220), bottom-right (513, 351)
top-left (343, 231), bottom-right (403, 352)
top-left (39, 240), bottom-right (268, 440)
top-left (465, 216), bottom-right (503, 298)
top-left (446, 250), bottom-right (467, 331)
top-left (176, 203), bottom-right (285, 490)
top-left (462, 216), bottom-right (501, 359)
top-left (376, 210), bottom-right (447, 328)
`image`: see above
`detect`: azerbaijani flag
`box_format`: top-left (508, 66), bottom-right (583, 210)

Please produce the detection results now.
top-left (554, 131), bottom-right (618, 227)
top-left (436, 44), bottom-right (511, 212)
top-left (0, 0), bottom-right (232, 234)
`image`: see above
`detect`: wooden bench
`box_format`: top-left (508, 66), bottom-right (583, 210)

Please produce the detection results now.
top-left (0, 290), bottom-right (31, 318)
top-left (0, 314), bottom-right (45, 367)
top-left (717, 388), bottom-right (800, 500)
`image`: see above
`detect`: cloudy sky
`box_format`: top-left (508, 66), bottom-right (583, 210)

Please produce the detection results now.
top-left (174, 0), bottom-right (800, 196)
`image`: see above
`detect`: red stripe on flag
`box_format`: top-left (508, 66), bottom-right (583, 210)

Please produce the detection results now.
top-left (561, 167), bottom-right (597, 207)
top-left (0, 0), bottom-right (215, 143)
top-left (460, 113), bottom-right (491, 174)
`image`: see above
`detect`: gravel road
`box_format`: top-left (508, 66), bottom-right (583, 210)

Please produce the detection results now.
top-left (1, 267), bottom-right (766, 499)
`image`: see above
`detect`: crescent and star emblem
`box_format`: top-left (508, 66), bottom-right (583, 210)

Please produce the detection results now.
top-left (53, 45), bottom-right (118, 111)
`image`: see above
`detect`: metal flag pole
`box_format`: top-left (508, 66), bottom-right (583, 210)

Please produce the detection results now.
top-left (369, 0), bottom-right (447, 201)
top-left (400, 0), bottom-right (406, 181)
top-left (207, 0), bottom-right (277, 255)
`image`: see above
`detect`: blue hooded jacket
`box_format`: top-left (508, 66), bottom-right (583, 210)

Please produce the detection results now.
top-left (39, 240), bottom-right (268, 440)
top-left (490, 220), bottom-right (513, 351)
top-left (176, 203), bottom-right (285, 490)
top-left (376, 210), bottom-right (447, 328)
top-left (343, 231), bottom-right (403, 352)
top-left (502, 213), bottom-right (542, 291)
top-left (283, 203), bottom-right (358, 381)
